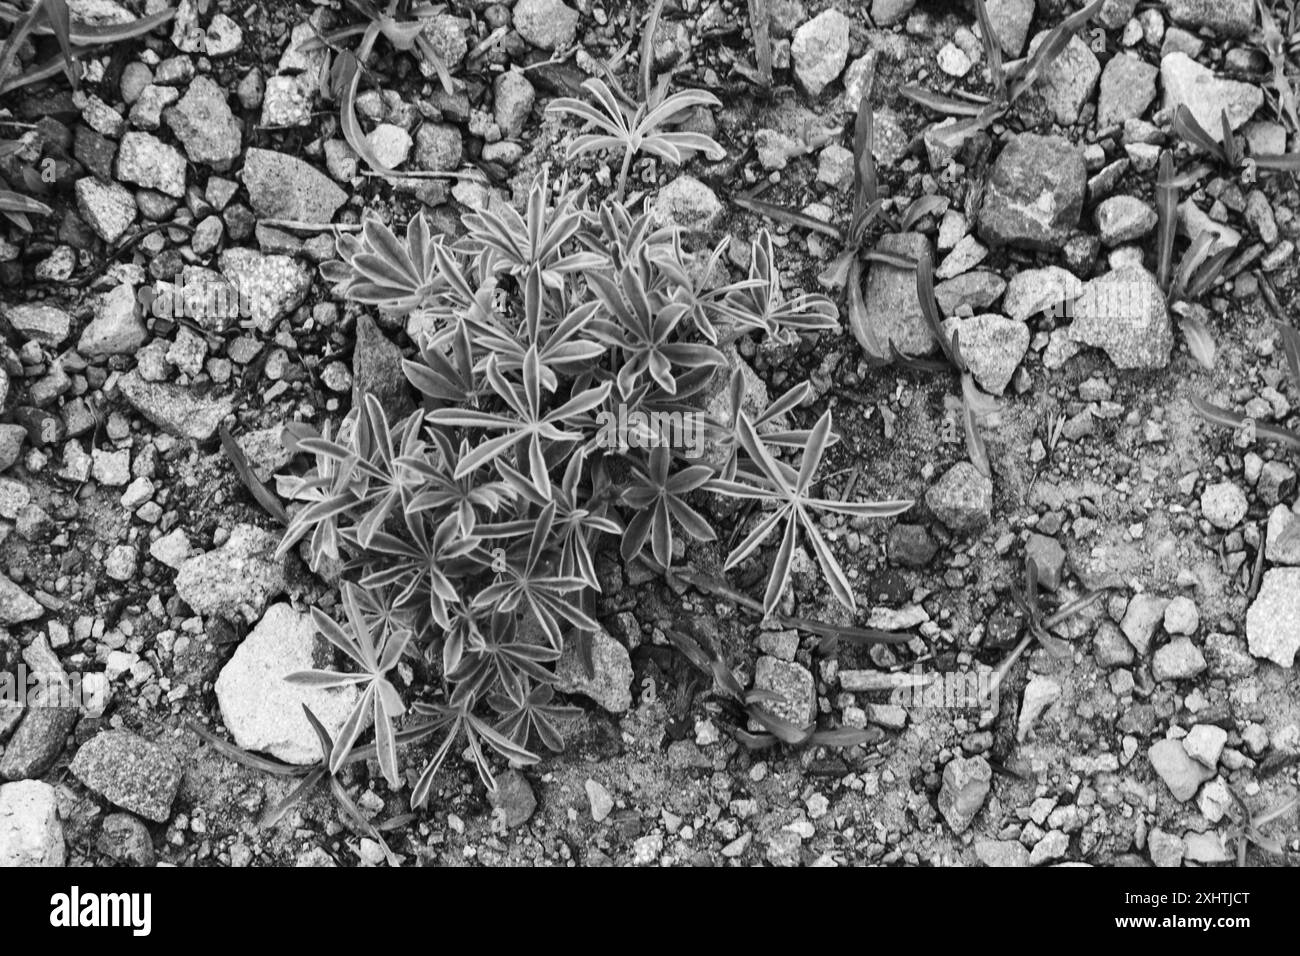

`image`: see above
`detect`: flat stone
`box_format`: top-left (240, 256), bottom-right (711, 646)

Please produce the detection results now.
top-left (1068, 265), bottom-right (1172, 369)
top-left (1161, 52), bottom-right (1263, 141)
top-left (69, 730), bottom-right (182, 823)
top-left (1149, 738), bottom-right (1214, 801)
top-left (863, 231), bottom-right (932, 354)
top-left (1183, 724), bottom-right (1227, 767)
top-left (0, 780), bottom-right (64, 866)
top-left (975, 838), bottom-right (1030, 867)
top-left (0, 706), bottom-right (77, 780)
top-left (1002, 266), bottom-right (1083, 321)
top-left (983, 0), bottom-right (1034, 55)
top-left (1017, 675), bottom-right (1061, 741)
top-left (174, 524), bottom-right (286, 624)
top-left (241, 148), bottom-right (347, 223)
top-left (2, 303), bottom-right (72, 346)
top-left (649, 175), bottom-right (722, 234)
top-left (1246, 568), bottom-right (1300, 666)
top-left (214, 603), bottom-right (362, 764)
top-left (979, 134), bottom-right (1085, 251)
top-left (1121, 594), bottom-right (1170, 656)
top-left (0, 571), bottom-right (41, 625)
top-left (116, 370), bottom-right (233, 441)
top-left (1165, 0), bottom-right (1255, 37)
top-left (115, 131), bottom-right (186, 197)
top-left (934, 271), bottom-right (1006, 316)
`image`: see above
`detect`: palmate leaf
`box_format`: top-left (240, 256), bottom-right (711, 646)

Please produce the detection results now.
top-left (710, 412), bottom-right (912, 615)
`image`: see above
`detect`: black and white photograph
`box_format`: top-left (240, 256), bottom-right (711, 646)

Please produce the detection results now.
top-left (0, 0), bottom-right (1295, 926)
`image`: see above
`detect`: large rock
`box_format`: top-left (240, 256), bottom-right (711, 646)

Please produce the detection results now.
top-left (1246, 569), bottom-right (1300, 666)
top-left (1161, 52), bottom-right (1263, 142)
top-left (1165, 0), bottom-right (1255, 37)
top-left (115, 131), bottom-right (186, 197)
top-left (214, 603), bottom-right (362, 764)
top-left (241, 147), bottom-right (348, 223)
top-left (174, 524), bottom-right (286, 623)
top-left (942, 313), bottom-right (1028, 394)
top-left (116, 370), bottom-right (234, 441)
top-left (218, 248), bottom-right (312, 332)
top-left (1068, 265), bottom-right (1172, 369)
top-left (0, 780), bottom-right (65, 866)
top-left (69, 730), bottom-right (182, 823)
top-left (979, 134), bottom-right (1085, 251)
top-left (938, 756), bottom-right (991, 833)
top-left (164, 75), bottom-right (242, 170)
top-left (791, 10), bottom-right (851, 97)
top-left (554, 626), bottom-right (633, 713)
top-left (862, 231), bottom-right (932, 354)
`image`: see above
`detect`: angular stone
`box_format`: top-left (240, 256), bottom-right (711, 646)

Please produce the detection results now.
top-left (749, 656), bottom-right (815, 728)
top-left (241, 147), bottom-right (347, 223)
top-left (69, 730), bottom-right (182, 823)
top-left (1098, 52), bottom-right (1158, 127)
top-left (1068, 265), bottom-right (1172, 369)
top-left (116, 131), bottom-right (186, 197)
top-left (512, 0), bottom-right (578, 50)
top-left (0, 706), bottom-right (76, 780)
top-left (1023, 32), bottom-right (1100, 125)
top-left (1095, 195), bottom-right (1157, 245)
top-left (352, 314), bottom-right (414, 417)
top-left (933, 271), bottom-right (1006, 316)
top-left (74, 177), bottom-right (136, 243)
top-left (218, 248), bottom-right (312, 332)
top-left (164, 75), bottom-right (242, 170)
top-left (791, 10), bottom-right (851, 97)
top-left (649, 175), bottom-right (722, 234)
top-left (0, 571), bottom-right (41, 624)
top-left (1246, 568), bottom-right (1300, 666)
top-left (1165, 0), bottom-right (1255, 37)
top-left (116, 370), bottom-right (233, 441)
top-left (1121, 594), bottom-right (1169, 656)
top-left (554, 626), bottom-right (633, 713)
top-left (174, 524), bottom-right (286, 624)
top-left (863, 231), bottom-right (933, 354)
top-left (979, 134), bottom-right (1085, 251)
top-left (1161, 52), bottom-right (1263, 141)
top-left (1148, 738), bottom-right (1214, 801)
top-left (214, 603), bottom-right (362, 764)
top-left (0, 780), bottom-right (64, 866)
top-left (983, 0), bottom-right (1034, 56)
top-left (78, 283), bottom-right (146, 357)
top-left (941, 313), bottom-right (1028, 394)
top-left (938, 755), bottom-right (991, 833)
top-left (1152, 637), bottom-right (1207, 680)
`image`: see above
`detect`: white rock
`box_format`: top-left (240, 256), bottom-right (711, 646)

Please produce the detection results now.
top-left (214, 604), bottom-right (362, 764)
top-left (0, 780), bottom-right (65, 866)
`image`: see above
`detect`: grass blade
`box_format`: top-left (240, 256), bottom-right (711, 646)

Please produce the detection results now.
top-left (733, 193), bottom-right (844, 239)
top-left (1155, 150), bottom-right (1177, 292)
top-left (971, 0), bottom-right (1006, 102)
top-left (1008, 0), bottom-right (1106, 103)
top-left (1177, 310), bottom-right (1216, 370)
top-left (220, 425), bottom-right (290, 525)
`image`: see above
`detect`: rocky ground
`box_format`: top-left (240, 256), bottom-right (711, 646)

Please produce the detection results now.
top-left (0, 0), bottom-right (1298, 869)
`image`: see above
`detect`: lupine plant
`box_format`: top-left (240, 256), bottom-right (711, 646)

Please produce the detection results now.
top-left (276, 172), bottom-right (912, 808)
